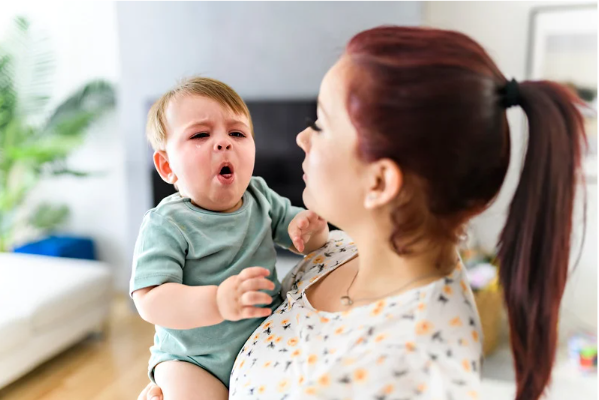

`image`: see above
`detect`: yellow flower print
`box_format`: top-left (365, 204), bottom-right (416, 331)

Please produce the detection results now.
top-left (265, 334), bottom-right (275, 342)
top-left (335, 326), bottom-right (345, 335)
top-left (354, 368), bottom-right (368, 383)
top-left (287, 337), bottom-right (299, 346)
top-left (375, 300), bottom-right (386, 309)
top-left (258, 386), bottom-right (266, 394)
top-left (417, 383), bottom-right (427, 393)
top-left (263, 361), bottom-right (272, 368)
top-left (281, 319), bottom-right (290, 325)
top-left (305, 386), bottom-right (317, 395)
top-left (405, 341), bottom-right (416, 352)
top-left (443, 285), bottom-right (453, 295)
top-left (450, 317), bottom-right (462, 327)
top-left (240, 360), bottom-right (245, 368)
top-left (375, 333), bottom-right (388, 343)
top-left (305, 252), bottom-right (315, 260)
top-left (461, 281), bottom-right (468, 292)
top-left (415, 320), bottom-right (433, 336)
top-left (318, 373), bottom-right (330, 387)
top-left (377, 355), bottom-right (386, 365)
top-left (371, 306), bottom-right (384, 317)
top-left (418, 302), bottom-right (427, 311)
top-left (298, 375), bottom-right (305, 385)
top-left (263, 322), bottom-right (272, 329)
top-left (291, 349), bottom-right (302, 358)
top-left (341, 309), bottom-right (353, 317)
top-left (468, 391), bottom-right (479, 399)
top-left (297, 280), bottom-right (303, 287)
top-left (313, 255), bottom-right (325, 264)
top-left (275, 336), bottom-right (283, 343)
top-left (253, 333), bottom-right (260, 340)
top-left (320, 316), bottom-right (330, 323)
top-left (355, 337), bottom-right (365, 345)
top-left (462, 359), bottom-right (471, 372)
top-left (382, 384), bottom-right (394, 394)
top-left (277, 379), bottom-right (290, 393)
top-left (329, 348), bottom-right (337, 355)
top-left (472, 330), bottom-right (479, 342)
top-left (308, 354), bottom-right (318, 365)
top-left (459, 338), bottom-right (469, 346)
top-left (309, 276), bottom-right (318, 283)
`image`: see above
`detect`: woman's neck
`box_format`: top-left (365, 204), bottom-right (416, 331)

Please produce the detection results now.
top-left (344, 225), bottom-right (458, 300)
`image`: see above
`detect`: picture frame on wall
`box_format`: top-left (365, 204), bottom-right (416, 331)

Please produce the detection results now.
top-left (527, 4), bottom-right (597, 182)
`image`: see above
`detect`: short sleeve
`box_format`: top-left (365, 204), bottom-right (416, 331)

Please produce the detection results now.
top-left (251, 177), bottom-right (303, 249)
top-left (129, 211), bottom-right (188, 296)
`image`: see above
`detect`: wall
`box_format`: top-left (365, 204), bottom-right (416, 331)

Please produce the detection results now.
top-left (116, 1), bottom-right (423, 292)
top-left (425, 1), bottom-right (597, 334)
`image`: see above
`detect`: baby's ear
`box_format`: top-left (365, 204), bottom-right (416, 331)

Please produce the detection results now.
top-left (153, 150), bottom-right (177, 185)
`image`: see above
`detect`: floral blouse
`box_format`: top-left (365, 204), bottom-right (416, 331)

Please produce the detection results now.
top-left (229, 230), bottom-right (482, 400)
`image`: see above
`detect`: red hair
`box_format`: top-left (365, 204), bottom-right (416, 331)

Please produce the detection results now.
top-left (345, 26), bottom-right (586, 400)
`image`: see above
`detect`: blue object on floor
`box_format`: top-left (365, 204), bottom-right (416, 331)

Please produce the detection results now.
top-left (13, 235), bottom-right (96, 260)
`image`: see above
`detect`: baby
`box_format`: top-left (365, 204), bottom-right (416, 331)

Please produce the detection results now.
top-left (130, 77), bottom-right (328, 399)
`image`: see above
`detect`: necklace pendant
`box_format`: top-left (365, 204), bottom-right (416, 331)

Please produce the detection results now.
top-left (340, 296), bottom-right (353, 306)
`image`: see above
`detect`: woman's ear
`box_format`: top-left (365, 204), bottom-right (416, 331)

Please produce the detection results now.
top-left (153, 150), bottom-right (178, 185)
top-left (364, 159), bottom-right (402, 209)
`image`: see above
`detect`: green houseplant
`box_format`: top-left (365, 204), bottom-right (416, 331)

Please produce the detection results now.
top-left (0, 16), bottom-right (116, 251)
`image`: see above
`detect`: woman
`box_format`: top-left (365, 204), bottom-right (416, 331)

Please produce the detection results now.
top-left (140, 26), bottom-right (585, 400)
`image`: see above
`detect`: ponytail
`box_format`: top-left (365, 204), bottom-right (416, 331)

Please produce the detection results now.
top-left (497, 80), bottom-right (586, 400)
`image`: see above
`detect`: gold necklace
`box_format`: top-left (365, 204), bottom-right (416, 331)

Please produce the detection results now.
top-left (340, 261), bottom-right (456, 306)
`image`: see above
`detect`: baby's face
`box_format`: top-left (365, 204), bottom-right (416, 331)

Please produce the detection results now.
top-left (163, 94), bottom-right (255, 212)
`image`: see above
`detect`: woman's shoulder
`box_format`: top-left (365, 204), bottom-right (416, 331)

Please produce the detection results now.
top-left (281, 230), bottom-right (357, 294)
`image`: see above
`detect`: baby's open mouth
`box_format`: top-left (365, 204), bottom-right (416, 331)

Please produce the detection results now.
top-left (220, 165), bottom-right (232, 176)
top-left (217, 162), bottom-right (235, 184)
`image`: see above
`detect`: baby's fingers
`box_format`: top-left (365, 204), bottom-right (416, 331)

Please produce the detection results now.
top-left (240, 306), bottom-right (272, 319)
top-left (240, 291), bottom-right (273, 306)
top-left (238, 267), bottom-right (270, 281)
top-left (239, 277), bottom-right (275, 293)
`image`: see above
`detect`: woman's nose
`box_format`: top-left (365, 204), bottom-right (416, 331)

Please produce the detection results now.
top-left (296, 128), bottom-right (310, 152)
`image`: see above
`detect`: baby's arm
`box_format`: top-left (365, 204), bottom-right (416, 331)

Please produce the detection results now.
top-left (133, 267), bottom-right (274, 330)
top-left (133, 283), bottom-right (221, 329)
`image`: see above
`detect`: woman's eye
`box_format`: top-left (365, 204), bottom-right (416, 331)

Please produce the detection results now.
top-left (230, 131), bottom-right (246, 138)
top-left (191, 132), bottom-right (209, 139)
top-left (305, 118), bottom-right (322, 132)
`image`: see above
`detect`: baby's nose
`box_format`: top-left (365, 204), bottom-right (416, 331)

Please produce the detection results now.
top-left (214, 141), bottom-right (232, 151)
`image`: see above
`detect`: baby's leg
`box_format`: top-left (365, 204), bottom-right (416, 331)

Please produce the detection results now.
top-left (154, 360), bottom-right (228, 400)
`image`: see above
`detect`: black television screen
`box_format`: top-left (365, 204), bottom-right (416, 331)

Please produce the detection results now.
top-left (150, 99), bottom-right (316, 208)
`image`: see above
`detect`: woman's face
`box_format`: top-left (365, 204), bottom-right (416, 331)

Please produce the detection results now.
top-left (296, 57), bottom-right (368, 229)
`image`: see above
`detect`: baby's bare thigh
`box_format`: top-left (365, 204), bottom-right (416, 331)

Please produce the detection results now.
top-left (154, 360), bottom-right (228, 400)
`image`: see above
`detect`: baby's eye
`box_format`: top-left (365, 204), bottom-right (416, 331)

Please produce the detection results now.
top-left (191, 132), bottom-right (209, 139)
top-left (230, 131), bottom-right (246, 138)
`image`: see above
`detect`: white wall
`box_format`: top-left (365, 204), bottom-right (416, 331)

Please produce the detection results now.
top-left (425, 1), bottom-right (597, 335)
top-left (116, 1), bottom-right (423, 292)
top-left (0, 2), bottom-right (127, 289)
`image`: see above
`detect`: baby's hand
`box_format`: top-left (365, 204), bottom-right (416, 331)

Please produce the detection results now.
top-left (289, 210), bottom-right (328, 253)
top-left (216, 267), bottom-right (274, 321)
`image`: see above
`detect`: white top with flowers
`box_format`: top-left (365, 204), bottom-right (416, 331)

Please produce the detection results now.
top-left (229, 230), bottom-right (482, 400)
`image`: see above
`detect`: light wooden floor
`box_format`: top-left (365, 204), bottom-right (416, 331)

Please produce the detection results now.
top-left (0, 295), bottom-right (155, 400)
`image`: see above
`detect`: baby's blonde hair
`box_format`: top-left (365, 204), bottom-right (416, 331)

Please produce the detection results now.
top-left (146, 76), bottom-right (253, 150)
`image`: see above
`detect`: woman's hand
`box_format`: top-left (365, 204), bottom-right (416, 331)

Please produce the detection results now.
top-left (138, 382), bottom-right (163, 400)
top-left (217, 267), bottom-right (275, 321)
top-left (289, 210), bottom-right (329, 254)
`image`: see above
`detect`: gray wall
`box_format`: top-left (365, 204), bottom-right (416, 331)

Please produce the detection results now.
top-left (116, 1), bottom-right (423, 291)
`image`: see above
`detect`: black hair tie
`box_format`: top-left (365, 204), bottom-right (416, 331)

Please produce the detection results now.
top-left (500, 78), bottom-right (521, 109)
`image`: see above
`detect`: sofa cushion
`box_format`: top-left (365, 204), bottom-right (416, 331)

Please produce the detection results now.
top-left (0, 252), bottom-right (112, 332)
top-left (0, 308), bottom-right (30, 355)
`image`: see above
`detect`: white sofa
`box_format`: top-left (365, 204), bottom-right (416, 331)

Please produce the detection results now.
top-left (0, 252), bottom-right (112, 388)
